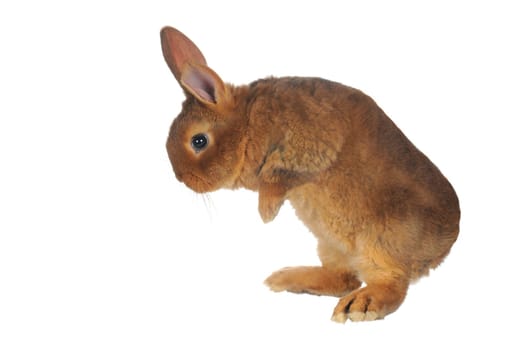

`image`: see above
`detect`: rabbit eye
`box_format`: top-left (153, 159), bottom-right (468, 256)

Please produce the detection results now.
top-left (190, 133), bottom-right (208, 152)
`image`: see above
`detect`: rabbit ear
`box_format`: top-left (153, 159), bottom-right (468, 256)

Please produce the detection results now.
top-left (160, 26), bottom-right (207, 81)
top-left (161, 27), bottom-right (229, 107)
top-left (180, 62), bottom-right (227, 105)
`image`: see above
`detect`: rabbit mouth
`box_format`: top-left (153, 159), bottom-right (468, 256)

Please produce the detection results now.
top-left (181, 173), bottom-right (215, 193)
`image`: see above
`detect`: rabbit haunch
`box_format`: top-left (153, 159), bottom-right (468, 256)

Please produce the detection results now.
top-left (161, 26), bottom-right (460, 322)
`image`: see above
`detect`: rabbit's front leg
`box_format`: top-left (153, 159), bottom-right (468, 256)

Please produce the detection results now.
top-left (258, 182), bottom-right (287, 223)
top-left (257, 146), bottom-right (311, 223)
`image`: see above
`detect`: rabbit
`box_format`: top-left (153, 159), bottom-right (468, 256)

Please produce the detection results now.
top-left (160, 26), bottom-right (460, 322)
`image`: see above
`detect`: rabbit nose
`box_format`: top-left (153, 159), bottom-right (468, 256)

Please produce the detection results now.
top-left (167, 160), bottom-right (182, 182)
top-left (172, 167), bottom-right (183, 182)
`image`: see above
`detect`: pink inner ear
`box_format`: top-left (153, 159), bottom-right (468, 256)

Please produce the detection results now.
top-left (193, 87), bottom-right (215, 103)
top-left (182, 67), bottom-right (216, 103)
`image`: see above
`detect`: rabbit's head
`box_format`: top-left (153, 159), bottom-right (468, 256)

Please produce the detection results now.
top-left (161, 27), bottom-right (248, 193)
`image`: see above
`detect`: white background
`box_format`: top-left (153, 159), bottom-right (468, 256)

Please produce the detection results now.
top-left (1, 1), bottom-right (524, 349)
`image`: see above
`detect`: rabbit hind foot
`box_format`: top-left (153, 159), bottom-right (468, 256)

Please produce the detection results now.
top-left (264, 266), bottom-right (361, 297)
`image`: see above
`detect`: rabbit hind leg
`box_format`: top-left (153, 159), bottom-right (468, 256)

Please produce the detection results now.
top-left (264, 266), bottom-right (361, 297)
top-left (331, 245), bottom-right (410, 322)
top-left (265, 237), bottom-right (361, 296)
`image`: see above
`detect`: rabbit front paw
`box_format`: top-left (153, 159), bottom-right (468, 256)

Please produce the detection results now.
top-left (258, 192), bottom-right (284, 223)
top-left (258, 183), bottom-right (286, 223)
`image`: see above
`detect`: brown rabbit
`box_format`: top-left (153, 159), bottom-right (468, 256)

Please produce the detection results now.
top-left (161, 26), bottom-right (460, 322)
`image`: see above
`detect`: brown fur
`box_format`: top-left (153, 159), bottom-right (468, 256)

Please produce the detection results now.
top-left (161, 26), bottom-right (460, 322)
